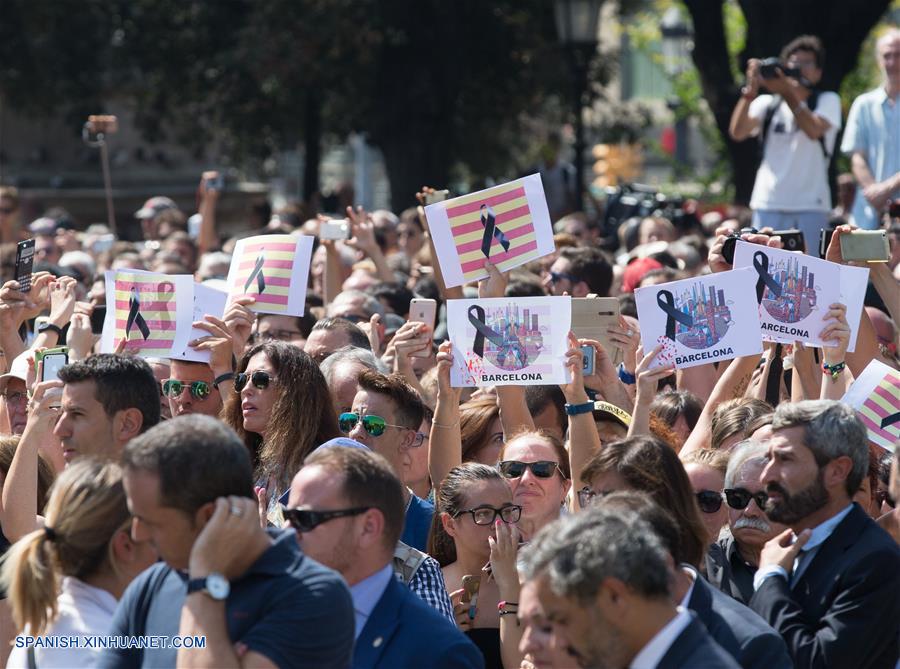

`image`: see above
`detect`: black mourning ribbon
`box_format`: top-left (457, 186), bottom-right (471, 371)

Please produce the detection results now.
top-left (881, 411), bottom-right (900, 429)
top-left (468, 305), bottom-right (506, 358)
top-left (480, 205), bottom-right (510, 259)
top-left (753, 251), bottom-right (782, 304)
top-left (126, 287), bottom-right (151, 340)
top-left (244, 253), bottom-right (266, 294)
top-left (657, 290), bottom-right (693, 341)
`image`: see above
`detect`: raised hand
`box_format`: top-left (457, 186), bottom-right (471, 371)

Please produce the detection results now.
top-left (189, 315), bottom-right (237, 375)
top-left (478, 260), bottom-right (508, 299)
top-left (223, 296), bottom-right (257, 358)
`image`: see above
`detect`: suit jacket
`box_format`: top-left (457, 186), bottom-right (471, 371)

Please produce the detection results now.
top-left (705, 533), bottom-right (758, 605)
top-left (353, 576), bottom-right (485, 669)
top-left (686, 565), bottom-right (792, 669)
top-left (749, 503), bottom-right (900, 669)
top-left (657, 614), bottom-right (741, 669)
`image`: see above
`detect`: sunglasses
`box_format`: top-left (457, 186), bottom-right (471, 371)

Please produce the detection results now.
top-left (234, 370), bottom-right (277, 393)
top-left (282, 506), bottom-right (371, 533)
top-left (162, 379), bottom-right (211, 400)
top-left (498, 460), bottom-right (563, 480)
top-left (338, 412), bottom-right (409, 437)
top-left (876, 489), bottom-right (896, 509)
top-left (453, 503), bottom-right (522, 526)
top-left (696, 490), bottom-right (724, 514)
top-left (723, 488), bottom-right (769, 511)
top-left (549, 271), bottom-right (579, 284)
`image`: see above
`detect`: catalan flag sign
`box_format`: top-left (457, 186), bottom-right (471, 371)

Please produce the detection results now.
top-left (100, 270), bottom-right (194, 357)
top-left (225, 234), bottom-right (314, 317)
top-left (424, 174), bottom-right (555, 288)
top-left (841, 360), bottom-right (900, 452)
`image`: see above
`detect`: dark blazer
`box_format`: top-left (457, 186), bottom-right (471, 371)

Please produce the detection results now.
top-left (685, 565), bottom-right (793, 669)
top-left (657, 614), bottom-right (741, 669)
top-left (749, 503), bottom-right (900, 669)
top-left (353, 576), bottom-right (485, 669)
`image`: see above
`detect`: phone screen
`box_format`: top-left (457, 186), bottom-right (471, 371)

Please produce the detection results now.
top-left (41, 353), bottom-right (69, 383)
top-left (15, 239), bottom-right (35, 291)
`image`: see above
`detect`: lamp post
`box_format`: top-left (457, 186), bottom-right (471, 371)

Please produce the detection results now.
top-left (660, 6), bottom-right (694, 168)
top-left (554, 0), bottom-right (601, 213)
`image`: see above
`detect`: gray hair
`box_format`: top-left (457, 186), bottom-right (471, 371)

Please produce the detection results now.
top-left (59, 251), bottom-right (96, 280)
top-left (724, 440), bottom-right (769, 489)
top-left (326, 289), bottom-right (385, 318)
top-left (319, 346), bottom-right (387, 386)
top-left (197, 251), bottom-right (232, 279)
top-left (521, 507), bottom-right (670, 605)
top-left (771, 400), bottom-right (868, 496)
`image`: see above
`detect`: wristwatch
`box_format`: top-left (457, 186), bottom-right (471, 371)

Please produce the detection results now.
top-left (187, 573), bottom-right (230, 601)
top-left (37, 322), bottom-right (64, 338)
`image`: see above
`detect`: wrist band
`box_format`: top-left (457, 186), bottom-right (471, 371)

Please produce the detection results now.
top-left (213, 372), bottom-right (235, 389)
top-left (617, 362), bottom-right (636, 385)
top-left (498, 601), bottom-right (519, 615)
top-left (432, 419), bottom-right (460, 429)
top-left (564, 401), bottom-right (594, 416)
top-left (822, 361), bottom-right (845, 381)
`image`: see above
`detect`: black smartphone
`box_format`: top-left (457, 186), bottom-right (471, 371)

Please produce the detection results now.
top-left (819, 227), bottom-right (836, 259)
top-left (90, 305), bottom-right (107, 335)
top-left (15, 239), bottom-right (35, 292)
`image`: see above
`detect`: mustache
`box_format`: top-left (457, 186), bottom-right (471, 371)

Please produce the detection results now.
top-left (733, 516), bottom-right (771, 532)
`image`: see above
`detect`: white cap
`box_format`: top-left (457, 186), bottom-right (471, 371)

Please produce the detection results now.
top-left (0, 351), bottom-right (31, 394)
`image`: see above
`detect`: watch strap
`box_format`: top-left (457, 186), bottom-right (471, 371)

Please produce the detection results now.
top-left (564, 401), bottom-right (594, 416)
top-left (38, 323), bottom-right (64, 337)
top-left (213, 372), bottom-right (235, 389)
top-left (186, 577), bottom-right (208, 594)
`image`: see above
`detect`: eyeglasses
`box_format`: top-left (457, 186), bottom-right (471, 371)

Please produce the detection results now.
top-left (409, 432), bottom-right (428, 448)
top-left (549, 271), bottom-right (579, 284)
top-left (252, 329), bottom-right (304, 343)
top-left (453, 503), bottom-right (522, 526)
top-left (696, 490), bottom-right (724, 514)
top-left (282, 506), bottom-right (371, 532)
top-left (234, 371), bottom-right (277, 393)
top-left (338, 412), bottom-right (409, 437)
top-left (576, 486), bottom-right (613, 509)
top-left (498, 460), bottom-right (564, 480)
top-left (0, 391), bottom-right (27, 405)
top-left (876, 489), bottom-right (896, 509)
top-left (723, 488), bottom-right (769, 511)
top-left (162, 379), bottom-right (211, 400)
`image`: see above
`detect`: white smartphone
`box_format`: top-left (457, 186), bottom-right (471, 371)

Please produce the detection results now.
top-left (319, 218), bottom-right (350, 240)
top-left (408, 298), bottom-right (437, 358)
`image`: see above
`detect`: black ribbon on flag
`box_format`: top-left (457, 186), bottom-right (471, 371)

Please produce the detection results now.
top-left (244, 254), bottom-right (266, 294)
top-left (657, 290), bottom-right (693, 341)
top-left (480, 205), bottom-right (510, 258)
top-left (126, 287), bottom-right (151, 340)
top-left (881, 411), bottom-right (900, 429)
top-left (753, 251), bottom-right (782, 304)
top-left (468, 305), bottom-right (506, 358)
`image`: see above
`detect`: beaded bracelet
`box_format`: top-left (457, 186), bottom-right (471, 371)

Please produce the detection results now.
top-left (822, 361), bottom-right (846, 381)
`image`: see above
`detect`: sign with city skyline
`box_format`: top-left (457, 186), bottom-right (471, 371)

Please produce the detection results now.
top-left (634, 268), bottom-right (762, 370)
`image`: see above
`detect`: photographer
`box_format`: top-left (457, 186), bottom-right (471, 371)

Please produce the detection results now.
top-left (729, 35), bottom-right (841, 254)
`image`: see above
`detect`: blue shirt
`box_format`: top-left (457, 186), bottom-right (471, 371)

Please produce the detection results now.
top-left (401, 493), bottom-right (434, 552)
top-left (98, 529), bottom-right (355, 669)
top-left (841, 86), bottom-right (900, 229)
top-left (351, 565), bottom-right (394, 639)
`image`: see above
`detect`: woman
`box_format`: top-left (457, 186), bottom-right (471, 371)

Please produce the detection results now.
top-left (429, 463), bottom-right (523, 669)
top-left (710, 398), bottom-right (772, 451)
top-left (223, 341), bottom-right (339, 501)
top-left (459, 397), bottom-right (504, 466)
top-left (680, 448), bottom-right (731, 546)
top-left (2, 460), bottom-right (157, 668)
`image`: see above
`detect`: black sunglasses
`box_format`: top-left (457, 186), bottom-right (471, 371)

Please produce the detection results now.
top-left (696, 490), bottom-right (724, 514)
top-left (549, 271), bottom-right (579, 284)
top-left (234, 370), bottom-right (277, 393)
top-left (453, 503), bottom-right (522, 526)
top-left (723, 488), bottom-right (769, 511)
top-left (282, 506), bottom-right (371, 532)
top-left (498, 460), bottom-right (564, 480)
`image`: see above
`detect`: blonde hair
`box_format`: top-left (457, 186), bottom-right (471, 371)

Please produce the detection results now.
top-left (0, 460), bottom-right (129, 635)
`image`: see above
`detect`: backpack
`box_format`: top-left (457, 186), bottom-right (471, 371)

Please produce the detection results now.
top-left (392, 541), bottom-right (429, 585)
top-left (760, 90), bottom-right (829, 160)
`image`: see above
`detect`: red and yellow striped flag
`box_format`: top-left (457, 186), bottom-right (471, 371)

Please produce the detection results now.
top-left (112, 271), bottom-right (177, 354)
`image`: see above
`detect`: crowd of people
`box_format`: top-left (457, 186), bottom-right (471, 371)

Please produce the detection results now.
top-left (0, 27), bottom-right (895, 669)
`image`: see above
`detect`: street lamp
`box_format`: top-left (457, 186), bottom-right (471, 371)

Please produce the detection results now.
top-left (554, 0), bottom-right (601, 213)
top-left (660, 6), bottom-right (694, 167)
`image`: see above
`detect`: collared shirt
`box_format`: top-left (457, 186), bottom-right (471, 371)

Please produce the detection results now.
top-left (351, 564), bottom-right (394, 639)
top-left (406, 554), bottom-right (455, 622)
top-left (841, 86), bottom-right (900, 229)
top-left (753, 503), bottom-right (854, 591)
top-left (630, 606), bottom-right (693, 669)
top-left (678, 567), bottom-right (696, 609)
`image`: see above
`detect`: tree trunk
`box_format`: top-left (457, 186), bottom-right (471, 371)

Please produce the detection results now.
top-left (303, 89), bottom-right (322, 203)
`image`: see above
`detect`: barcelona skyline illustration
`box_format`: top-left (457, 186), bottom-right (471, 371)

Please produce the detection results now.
top-left (672, 282), bottom-right (733, 349)
top-left (761, 256), bottom-right (818, 324)
top-left (483, 303), bottom-right (545, 370)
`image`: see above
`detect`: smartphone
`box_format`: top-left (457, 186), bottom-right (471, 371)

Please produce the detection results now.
top-left (36, 347), bottom-right (69, 382)
top-left (91, 233), bottom-right (115, 254)
top-left (90, 305), bottom-right (107, 335)
top-left (840, 229), bottom-right (890, 262)
top-left (771, 229), bottom-right (805, 253)
top-left (581, 344), bottom-right (595, 376)
top-left (461, 575), bottom-right (480, 619)
top-left (571, 297), bottom-right (624, 366)
top-left (424, 189), bottom-right (450, 205)
top-left (319, 218), bottom-right (350, 241)
top-left (408, 298), bottom-right (437, 358)
top-left (205, 172), bottom-right (224, 191)
top-left (15, 239), bottom-right (35, 292)
top-left (818, 226), bottom-right (836, 259)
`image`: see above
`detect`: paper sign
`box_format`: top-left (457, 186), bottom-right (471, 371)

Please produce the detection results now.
top-left (733, 241), bottom-right (843, 347)
top-left (447, 296), bottom-right (571, 387)
top-left (170, 283), bottom-right (229, 363)
top-left (425, 174), bottom-right (555, 288)
top-left (101, 270), bottom-right (194, 358)
top-left (635, 268), bottom-right (763, 370)
top-left (838, 265), bottom-right (870, 353)
top-left (225, 234), bottom-right (314, 317)
top-left (841, 359), bottom-right (900, 452)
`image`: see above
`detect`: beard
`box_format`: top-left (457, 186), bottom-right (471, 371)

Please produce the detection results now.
top-left (765, 468), bottom-right (829, 524)
top-left (574, 607), bottom-right (631, 669)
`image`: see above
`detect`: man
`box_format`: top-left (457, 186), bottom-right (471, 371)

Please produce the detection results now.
top-left (163, 359), bottom-right (226, 418)
top-left (750, 400), bottom-right (900, 668)
top-left (55, 354), bottom-right (160, 462)
top-left (135, 196), bottom-right (181, 241)
top-left (326, 289), bottom-right (385, 323)
top-left (320, 346), bottom-right (387, 416)
top-left (543, 246), bottom-right (613, 298)
top-left (707, 440), bottom-right (787, 604)
top-left (729, 36), bottom-right (841, 252)
top-left (101, 415), bottom-right (354, 668)
top-left (146, 358), bottom-right (171, 421)
top-left (346, 370), bottom-right (432, 551)
top-left (305, 317), bottom-right (372, 364)
top-left (522, 508), bottom-right (738, 668)
top-left (253, 313), bottom-right (314, 348)
top-left (535, 133), bottom-right (576, 222)
top-left (287, 446), bottom-right (481, 669)
top-left (842, 30), bottom-right (900, 229)
top-left (0, 351), bottom-right (30, 435)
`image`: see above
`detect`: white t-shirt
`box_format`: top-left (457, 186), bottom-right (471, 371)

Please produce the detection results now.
top-left (748, 91), bottom-right (842, 212)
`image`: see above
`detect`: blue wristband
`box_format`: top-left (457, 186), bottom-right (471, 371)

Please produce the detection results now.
top-left (617, 362), bottom-right (636, 385)
top-left (564, 401), bottom-right (595, 416)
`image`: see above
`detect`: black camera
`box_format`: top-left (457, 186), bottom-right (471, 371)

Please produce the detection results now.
top-left (771, 229), bottom-right (805, 253)
top-left (721, 227), bottom-right (758, 265)
top-left (759, 58), bottom-right (802, 80)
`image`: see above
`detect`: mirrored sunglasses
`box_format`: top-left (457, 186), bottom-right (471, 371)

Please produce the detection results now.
top-left (162, 379), bottom-right (211, 400)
